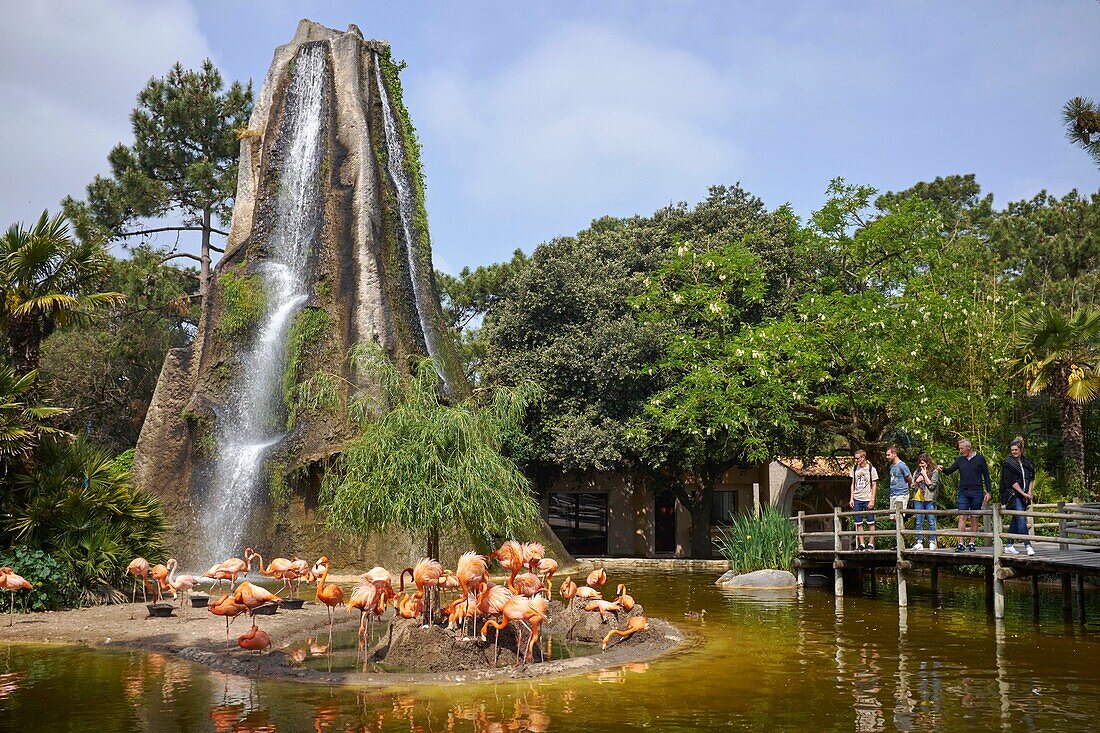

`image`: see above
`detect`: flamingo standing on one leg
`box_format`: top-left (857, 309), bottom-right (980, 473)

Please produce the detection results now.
top-left (491, 541), bottom-right (526, 593)
top-left (237, 623), bottom-right (272, 653)
top-left (512, 572), bottom-right (545, 598)
top-left (0, 568), bottom-right (32, 626)
top-left (534, 558), bottom-right (558, 595)
top-left (601, 616), bottom-right (649, 649)
top-left (559, 577), bottom-right (578, 609)
top-left (208, 594), bottom-right (248, 651)
top-left (313, 556), bottom-right (344, 643)
top-left (165, 559), bottom-right (206, 620)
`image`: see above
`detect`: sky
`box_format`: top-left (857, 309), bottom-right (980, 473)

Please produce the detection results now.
top-left (2, 1), bottom-right (1098, 274)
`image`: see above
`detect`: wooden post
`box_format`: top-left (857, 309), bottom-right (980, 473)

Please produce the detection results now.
top-left (870, 566), bottom-right (878, 598)
top-left (930, 565), bottom-right (939, 599)
top-left (1030, 575), bottom-right (1040, 623)
top-left (833, 507), bottom-right (844, 597)
top-left (991, 502), bottom-right (1005, 619)
top-left (796, 511), bottom-right (806, 586)
top-left (1061, 573), bottom-right (1073, 623)
top-left (1078, 574), bottom-right (1087, 625)
top-left (984, 565), bottom-right (994, 612)
top-left (1057, 501), bottom-right (1068, 552)
top-left (894, 504), bottom-right (908, 608)
top-left (753, 482), bottom-right (761, 518)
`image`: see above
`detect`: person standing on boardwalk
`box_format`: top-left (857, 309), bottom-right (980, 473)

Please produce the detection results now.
top-left (1000, 438), bottom-right (1036, 556)
top-left (886, 445), bottom-right (913, 516)
top-left (849, 449), bottom-right (879, 551)
top-left (942, 439), bottom-right (992, 552)
top-left (911, 453), bottom-right (941, 550)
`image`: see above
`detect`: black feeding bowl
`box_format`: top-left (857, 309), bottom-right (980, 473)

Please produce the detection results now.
top-left (146, 603), bottom-right (176, 618)
top-left (251, 603), bottom-right (278, 616)
top-left (189, 595), bottom-right (210, 608)
top-left (281, 598), bottom-right (305, 610)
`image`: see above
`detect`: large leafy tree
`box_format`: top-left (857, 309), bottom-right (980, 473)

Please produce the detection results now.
top-left (63, 60), bottom-right (253, 300)
top-left (0, 211), bottom-right (124, 374)
top-left (321, 345), bottom-right (540, 558)
top-left (1012, 306), bottom-right (1100, 494)
top-left (1063, 96), bottom-right (1100, 168)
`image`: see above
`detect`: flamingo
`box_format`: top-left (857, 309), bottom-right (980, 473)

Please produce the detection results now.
top-left (491, 540), bottom-right (527, 593)
top-left (248, 550), bottom-right (295, 596)
top-left (208, 593), bottom-right (248, 650)
top-left (393, 592), bottom-right (423, 619)
top-left (602, 616), bottom-right (649, 649)
top-left (165, 559), bottom-right (206, 619)
top-left (584, 598), bottom-right (622, 623)
top-left (126, 557), bottom-right (153, 605)
top-left (347, 577), bottom-right (381, 658)
top-left (559, 577), bottom-right (578, 608)
top-left (400, 558), bottom-right (442, 624)
top-left (313, 556), bottom-right (344, 640)
top-left (574, 585), bottom-right (602, 602)
top-left (521, 542), bottom-right (545, 571)
top-left (585, 568), bottom-right (607, 589)
top-left (149, 562), bottom-right (171, 602)
top-left (232, 581), bottom-right (283, 617)
top-left (203, 548), bottom-right (251, 592)
top-left (614, 583), bottom-right (635, 611)
top-left (455, 552), bottom-right (489, 637)
top-left (473, 582), bottom-right (513, 662)
top-left (512, 572), bottom-right (545, 598)
top-left (535, 557), bottom-right (558, 594)
top-left (237, 623), bottom-right (272, 653)
top-left (478, 594), bottom-right (547, 666)
top-left (288, 556), bottom-right (312, 596)
top-left (0, 568), bottom-right (32, 626)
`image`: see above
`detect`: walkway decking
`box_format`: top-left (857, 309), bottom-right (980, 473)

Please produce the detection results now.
top-left (794, 502), bottom-right (1100, 622)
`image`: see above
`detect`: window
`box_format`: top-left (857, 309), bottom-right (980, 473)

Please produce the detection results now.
top-left (548, 492), bottom-right (608, 555)
top-left (711, 490), bottom-right (739, 525)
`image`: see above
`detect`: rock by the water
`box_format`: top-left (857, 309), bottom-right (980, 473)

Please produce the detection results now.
top-left (716, 569), bottom-right (798, 589)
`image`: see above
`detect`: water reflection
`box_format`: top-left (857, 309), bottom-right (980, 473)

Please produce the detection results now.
top-left (0, 571), bottom-right (1098, 732)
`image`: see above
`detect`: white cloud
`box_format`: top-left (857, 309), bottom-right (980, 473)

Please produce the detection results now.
top-left (0, 0), bottom-right (213, 229)
top-left (416, 23), bottom-right (743, 217)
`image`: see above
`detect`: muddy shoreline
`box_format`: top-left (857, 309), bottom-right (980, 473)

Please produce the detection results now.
top-left (2, 599), bottom-right (686, 686)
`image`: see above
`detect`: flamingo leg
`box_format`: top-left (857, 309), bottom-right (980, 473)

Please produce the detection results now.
top-left (8, 593), bottom-right (14, 627)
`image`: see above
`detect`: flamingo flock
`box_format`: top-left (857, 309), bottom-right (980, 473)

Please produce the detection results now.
top-left (106, 541), bottom-right (650, 664)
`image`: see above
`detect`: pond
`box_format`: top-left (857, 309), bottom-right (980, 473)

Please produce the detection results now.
top-left (0, 569), bottom-right (1097, 731)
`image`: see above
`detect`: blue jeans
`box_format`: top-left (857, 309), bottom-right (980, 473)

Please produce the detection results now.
top-left (913, 500), bottom-right (936, 542)
top-left (1006, 493), bottom-right (1031, 546)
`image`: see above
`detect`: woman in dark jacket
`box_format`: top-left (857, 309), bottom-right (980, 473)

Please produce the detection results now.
top-left (1000, 438), bottom-right (1036, 555)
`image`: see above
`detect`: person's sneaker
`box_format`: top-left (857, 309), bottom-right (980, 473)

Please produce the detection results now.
top-left (968, 542), bottom-right (977, 552)
top-left (1026, 545), bottom-right (1035, 556)
top-left (911, 541), bottom-right (923, 550)
top-left (1004, 545), bottom-right (1019, 555)
top-left (955, 543), bottom-right (965, 553)
top-left (928, 541), bottom-right (937, 551)
top-left (856, 543), bottom-right (865, 551)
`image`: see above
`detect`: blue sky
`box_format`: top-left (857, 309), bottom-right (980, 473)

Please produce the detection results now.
top-left (2, 1), bottom-right (1098, 273)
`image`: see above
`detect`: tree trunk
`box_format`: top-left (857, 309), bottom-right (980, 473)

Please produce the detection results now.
top-left (426, 525), bottom-right (440, 561)
top-left (1057, 366), bottom-right (1086, 491)
top-left (200, 208), bottom-right (212, 299)
top-left (6, 314), bottom-right (43, 376)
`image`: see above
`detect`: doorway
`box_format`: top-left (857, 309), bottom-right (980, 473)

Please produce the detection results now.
top-left (655, 490), bottom-right (676, 554)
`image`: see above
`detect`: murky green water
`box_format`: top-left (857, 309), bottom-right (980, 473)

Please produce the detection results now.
top-left (1, 570), bottom-right (1097, 731)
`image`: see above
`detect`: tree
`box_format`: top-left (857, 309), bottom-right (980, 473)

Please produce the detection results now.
top-left (0, 211), bottom-right (124, 374)
top-left (321, 345), bottom-right (540, 558)
top-left (1063, 96), bottom-right (1100, 168)
top-left (0, 366), bottom-right (67, 471)
top-left (1012, 306), bottom-right (1100, 494)
top-left (63, 60), bottom-right (253, 300)
top-left (40, 246), bottom-right (198, 451)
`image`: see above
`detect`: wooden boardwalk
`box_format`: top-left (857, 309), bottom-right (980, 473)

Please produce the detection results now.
top-left (794, 502), bottom-right (1100, 622)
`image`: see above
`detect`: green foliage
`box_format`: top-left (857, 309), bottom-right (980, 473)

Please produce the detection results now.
top-left (713, 507), bottom-right (798, 573)
top-left (0, 546), bottom-right (80, 611)
top-left (0, 211), bottom-right (125, 373)
top-left (0, 366), bottom-right (67, 466)
top-left (1063, 96), bottom-right (1100, 168)
top-left (219, 272), bottom-right (266, 338)
top-left (322, 344), bottom-right (540, 554)
top-left (283, 307), bottom-right (330, 428)
top-left (268, 462), bottom-right (291, 507)
top-left (4, 438), bottom-right (167, 604)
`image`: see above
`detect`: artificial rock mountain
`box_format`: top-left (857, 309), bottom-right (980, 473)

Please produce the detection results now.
top-left (132, 20), bottom-right (554, 568)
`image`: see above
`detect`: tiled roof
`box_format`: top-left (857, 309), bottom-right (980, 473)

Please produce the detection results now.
top-left (777, 456), bottom-right (853, 478)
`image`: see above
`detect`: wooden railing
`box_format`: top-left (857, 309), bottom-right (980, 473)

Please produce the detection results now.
top-left (793, 502), bottom-right (1100, 619)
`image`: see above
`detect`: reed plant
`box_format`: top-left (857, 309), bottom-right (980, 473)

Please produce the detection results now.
top-left (713, 506), bottom-right (798, 573)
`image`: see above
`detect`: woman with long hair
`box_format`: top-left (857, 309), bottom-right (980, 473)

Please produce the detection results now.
top-left (1000, 438), bottom-right (1037, 556)
top-left (911, 453), bottom-right (941, 549)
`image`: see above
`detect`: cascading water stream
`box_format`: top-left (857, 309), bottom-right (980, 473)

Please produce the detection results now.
top-left (200, 44), bottom-right (327, 564)
top-left (372, 52), bottom-right (450, 394)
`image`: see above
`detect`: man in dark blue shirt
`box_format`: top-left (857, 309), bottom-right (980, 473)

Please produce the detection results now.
top-left (942, 439), bottom-right (992, 552)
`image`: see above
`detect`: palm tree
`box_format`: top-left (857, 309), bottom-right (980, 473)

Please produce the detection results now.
top-left (1013, 306), bottom-right (1100, 491)
top-left (0, 365), bottom-right (68, 467)
top-left (0, 210), bottom-right (125, 374)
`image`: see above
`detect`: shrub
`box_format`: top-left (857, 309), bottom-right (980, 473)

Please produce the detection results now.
top-left (713, 506), bottom-right (798, 573)
top-left (5, 438), bottom-right (167, 604)
top-left (219, 271), bottom-right (266, 338)
top-left (0, 546), bottom-right (80, 611)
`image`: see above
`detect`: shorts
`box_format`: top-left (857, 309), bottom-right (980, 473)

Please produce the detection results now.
top-left (957, 489), bottom-right (984, 512)
top-left (890, 493), bottom-right (909, 510)
top-left (853, 499), bottom-right (874, 525)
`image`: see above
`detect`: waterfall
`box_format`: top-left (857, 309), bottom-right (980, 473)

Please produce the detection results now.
top-left (372, 52), bottom-right (450, 394)
top-left (200, 44), bottom-right (326, 564)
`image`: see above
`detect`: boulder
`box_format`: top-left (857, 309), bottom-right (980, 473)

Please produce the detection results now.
top-left (716, 569), bottom-right (799, 589)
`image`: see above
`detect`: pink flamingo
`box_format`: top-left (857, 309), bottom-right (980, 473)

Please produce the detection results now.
top-left (0, 568), bottom-right (32, 626)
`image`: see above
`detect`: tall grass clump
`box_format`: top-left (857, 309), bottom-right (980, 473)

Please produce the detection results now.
top-left (713, 506), bottom-right (798, 573)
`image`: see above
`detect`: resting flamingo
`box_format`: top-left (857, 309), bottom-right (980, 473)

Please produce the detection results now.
top-left (393, 592), bottom-right (423, 620)
top-left (203, 548), bottom-right (251, 592)
top-left (313, 556), bottom-right (344, 640)
top-left (614, 583), bottom-right (635, 611)
top-left (602, 616), bottom-right (649, 649)
top-left (512, 572), bottom-right (545, 598)
top-left (0, 568), bottom-right (32, 626)
top-left (232, 581), bottom-right (283, 617)
top-left (559, 577), bottom-right (578, 608)
top-left (586, 567), bottom-right (607, 589)
top-left (584, 598), bottom-right (622, 623)
top-left (237, 623), bottom-right (272, 653)
top-left (574, 585), bottom-right (602, 602)
top-left (208, 593), bottom-right (248, 650)
top-left (521, 542), bottom-right (545, 571)
top-left (491, 541), bottom-right (526, 593)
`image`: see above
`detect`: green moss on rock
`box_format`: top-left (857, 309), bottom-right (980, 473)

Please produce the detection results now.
top-left (219, 272), bottom-right (267, 338)
top-left (283, 307), bottom-right (331, 429)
